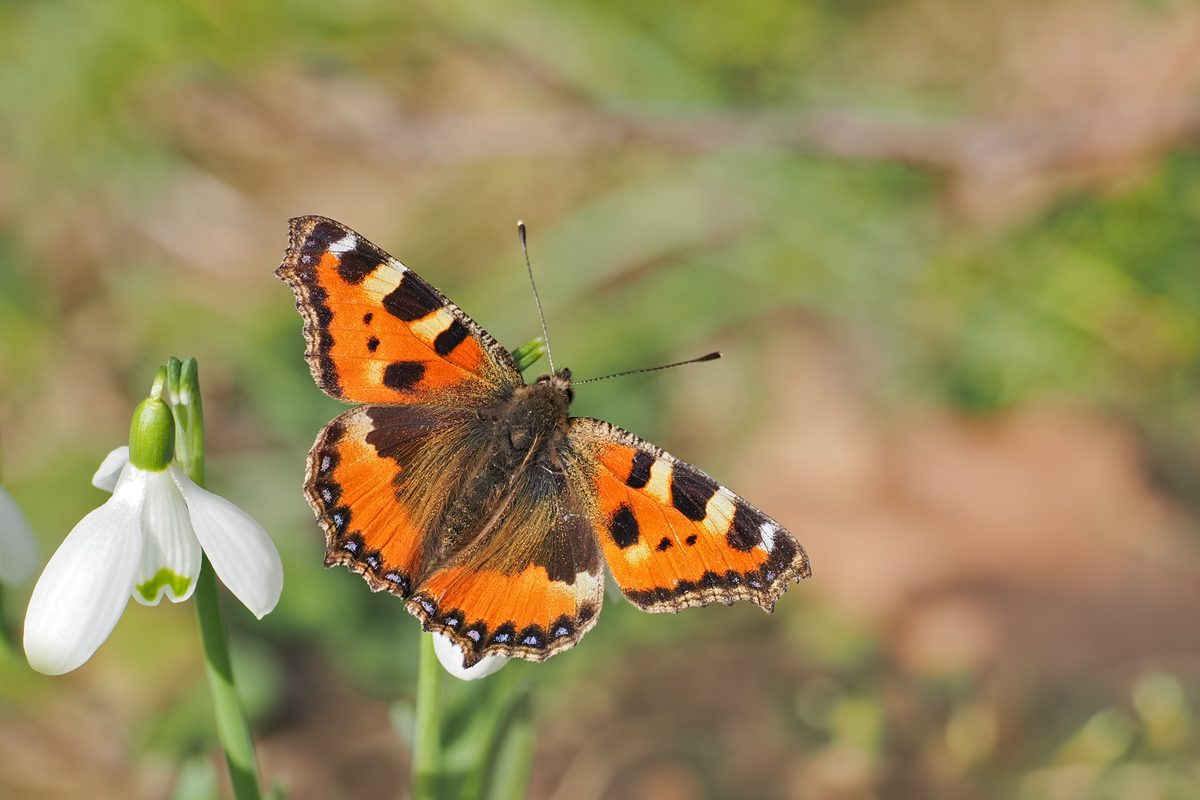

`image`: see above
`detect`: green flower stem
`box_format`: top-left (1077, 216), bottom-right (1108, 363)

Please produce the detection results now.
top-left (194, 555), bottom-right (262, 800)
top-left (168, 357), bottom-right (262, 800)
top-left (412, 633), bottom-right (443, 800)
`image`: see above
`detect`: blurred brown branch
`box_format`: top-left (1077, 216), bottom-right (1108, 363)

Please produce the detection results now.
top-left (171, 73), bottom-right (1200, 227)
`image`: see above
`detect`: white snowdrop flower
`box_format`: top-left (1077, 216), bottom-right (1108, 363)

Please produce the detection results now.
top-left (24, 395), bottom-right (283, 675)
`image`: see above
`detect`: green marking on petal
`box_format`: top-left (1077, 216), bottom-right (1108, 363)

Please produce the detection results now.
top-left (136, 568), bottom-right (192, 602)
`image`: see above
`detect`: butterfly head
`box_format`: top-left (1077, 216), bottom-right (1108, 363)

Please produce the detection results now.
top-left (534, 368), bottom-right (574, 406)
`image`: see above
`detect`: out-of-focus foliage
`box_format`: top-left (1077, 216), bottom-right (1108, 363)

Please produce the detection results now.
top-left (2, 0), bottom-right (1200, 798)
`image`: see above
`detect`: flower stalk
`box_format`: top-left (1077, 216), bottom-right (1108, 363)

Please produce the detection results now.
top-left (194, 556), bottom-right (261, 798)
top-left (412, 632), bottom-right (443, 800)
top-left (167, 357), bottom-right (205, 487)
top-left (168, 358), bottom-right (264, 800)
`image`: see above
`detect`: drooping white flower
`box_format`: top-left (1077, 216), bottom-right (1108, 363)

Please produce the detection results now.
top-left (0, 483), bottom-right (38, 586)
top-left (24, 395), bottom-right (283, 675)
top-left (433, 632), bottom-right (508, 681)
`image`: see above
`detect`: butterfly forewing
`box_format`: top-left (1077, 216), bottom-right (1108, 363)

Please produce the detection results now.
top-left (276, 216), bottom-right (522, 406)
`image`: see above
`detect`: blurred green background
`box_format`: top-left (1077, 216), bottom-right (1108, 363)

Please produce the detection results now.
top-left (3, 0), bottom-right (1200, 797)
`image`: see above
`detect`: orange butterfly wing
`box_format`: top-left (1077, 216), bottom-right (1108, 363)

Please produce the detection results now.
top-left (569, 418), bottom-right (811, 613)
top-left (276, 216), bottom-right (520, 405)
top-left (406, 461), bottom-right (606, 667)
top-left (305, 403), bottom-right (477, 598)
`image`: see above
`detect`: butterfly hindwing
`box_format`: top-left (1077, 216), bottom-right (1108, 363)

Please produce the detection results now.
top-left (407, 442), bottom-right (606, 667)
top-left (276, 216), bottom-right (522, 406)
top-left (306, 403), bottom-right (480, 596)
top-left (570, 418), bottom-right (810, 613)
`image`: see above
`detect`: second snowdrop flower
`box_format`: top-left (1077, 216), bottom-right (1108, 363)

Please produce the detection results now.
top-left (433, 631), bottom-right (508, 681)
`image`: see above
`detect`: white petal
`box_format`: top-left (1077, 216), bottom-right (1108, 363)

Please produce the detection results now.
top-left (92, 447), bottom-right (130, 492)
top-left (0, 484), bottom-right (39, 585)
top-left (132, 470), bottom-right (201, 605)
top-left (23, 468), bottom-right (146, 675)
top-left (433, 632), bottom-right (508, 681)
top-left (170, 466), bottom-right (283, 619)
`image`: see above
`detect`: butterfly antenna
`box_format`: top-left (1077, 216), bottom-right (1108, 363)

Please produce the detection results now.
top-left (574, 351), bottom-right (722, 384)
top-left (518, 221), bottom-right (555, 374)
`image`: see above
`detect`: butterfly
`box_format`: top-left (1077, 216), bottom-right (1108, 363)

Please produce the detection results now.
top-left (276, 216), bottom-right (811, 667)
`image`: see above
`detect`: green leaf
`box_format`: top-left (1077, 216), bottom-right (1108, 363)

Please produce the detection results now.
top-left (170, 754), bottom-right (219, 800)
top-left (439, 670), bottom-right (536, 800)
top-left (509, 338), bottom-right (547, 373)
top-left (481, 686), bottom-right (535, 800)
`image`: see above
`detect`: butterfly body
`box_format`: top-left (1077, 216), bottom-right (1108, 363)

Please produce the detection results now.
top-left (278, 216), bottom-right (810, 667)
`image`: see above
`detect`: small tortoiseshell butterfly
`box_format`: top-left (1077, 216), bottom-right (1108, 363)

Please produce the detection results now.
top-left (276, 216), bottom-right (811, 667)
